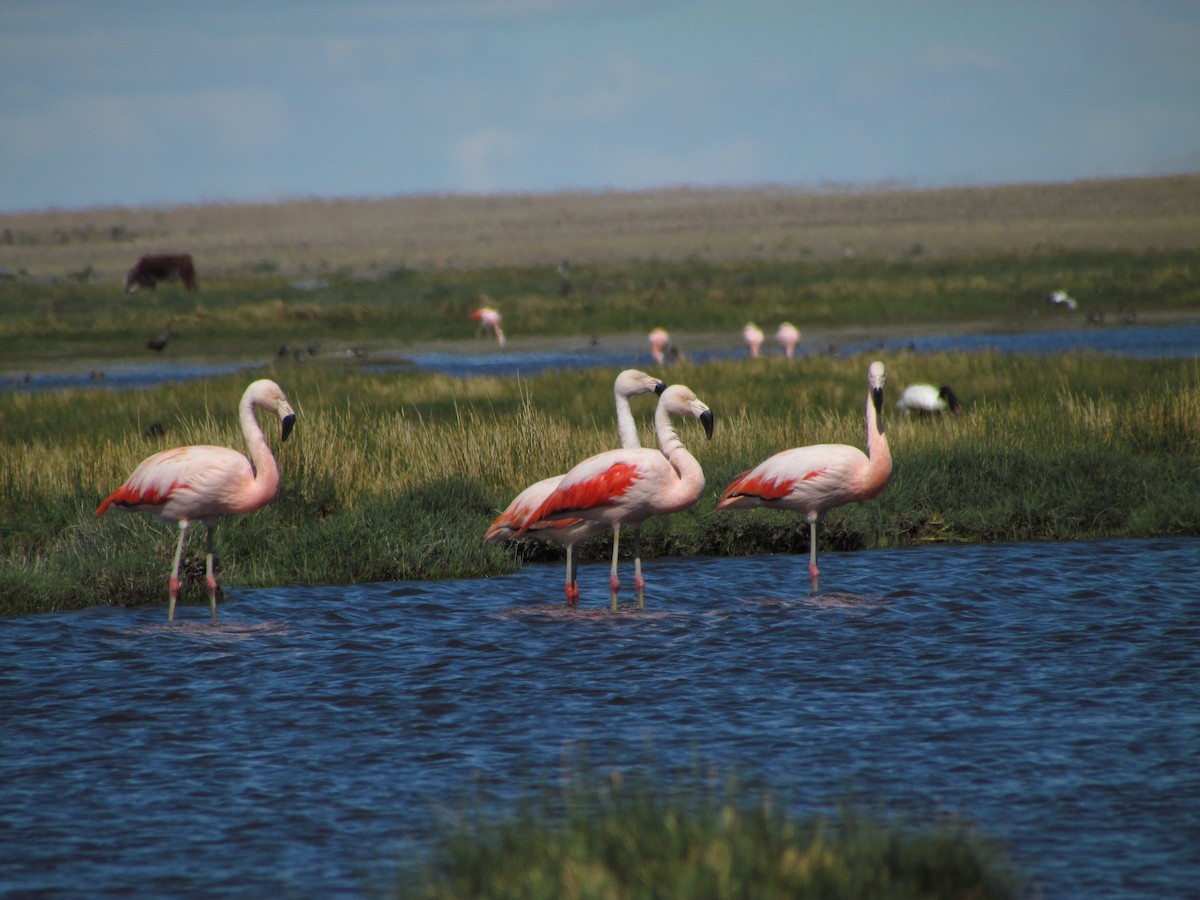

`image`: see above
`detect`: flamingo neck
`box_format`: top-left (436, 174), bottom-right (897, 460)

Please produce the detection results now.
top-left (863, 389), bottom-right (893, 495)
top-left (655, 405), bottom-right (705, 500)
top-left (614, 390), bottom-right (640, 449)
top-left (239, 393), bottom-right (281, 503)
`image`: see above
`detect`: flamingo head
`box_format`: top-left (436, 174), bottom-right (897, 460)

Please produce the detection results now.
top-left (615, 368), bottom-right (667, 398)
top-left (868, 361), bottom-right (887, 417)
top-left (661, 384), bottom-right (715, 439)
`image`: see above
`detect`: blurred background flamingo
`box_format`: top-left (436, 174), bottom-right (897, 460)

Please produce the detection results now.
top-left (717, 361), bottom-right (891, 592)
top-left (648, 327), bottom-right (669, 365)
top-left (776, 321), bottom-right (801, 358)
top-left (742, 322), bottom-right (764, 358)
top-left (484, 369), bottom-right (665, 605)
top-left (95, 379), bottom-right (297, 622)
top-left (516, 384), bottom-right (714, 610)
top-left (471, 306), bottom-right (506, 346)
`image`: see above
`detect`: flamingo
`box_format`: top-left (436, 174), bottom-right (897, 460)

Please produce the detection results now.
top-left (95, 379), bottom-right (297, 622)
top-left (776, 322), bottom-right (801, 358)
top-left (648, 328), bottom-right (669, 365)
top-left (717, 361), bottom-right (892, 592)
top-left (516, 384), bottom-right (714, 610)
top-left (743, 322), bottom-right (764, 358)
top-left (484, 369), bottom-right (666, 604)
top-left (471, 306), bottom-right (506, 346)
top-left (897, 383), bottom-right (962, 415)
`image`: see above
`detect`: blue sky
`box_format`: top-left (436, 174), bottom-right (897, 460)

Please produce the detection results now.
top-left (2, 1), bottom-right (1197, 212)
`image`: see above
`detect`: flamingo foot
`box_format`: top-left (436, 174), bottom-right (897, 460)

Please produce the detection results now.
top-left (635, 573), bottom-right (645, 609)
top-left (609, 573), bottom-right (621, 611)
top-left (168, 576), bottom-right (180, 621)
top-left (565, 582), bottom-right (580, 606)
top-left (808, 562), bottom-right (820, 593)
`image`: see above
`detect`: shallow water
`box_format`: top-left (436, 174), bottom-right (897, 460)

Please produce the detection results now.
top-left (5, 322), bottom-right (1198, 392)
top-left (2, 538), bottom-right (1197, 898)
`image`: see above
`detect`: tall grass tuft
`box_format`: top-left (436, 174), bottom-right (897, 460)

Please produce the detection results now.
top-left (398, 767), bottom-right (1027, 899)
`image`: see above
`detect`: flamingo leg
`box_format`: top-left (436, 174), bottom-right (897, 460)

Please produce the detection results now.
top-left (609, 525), bottom-right (622, 611)
top-left (633, 527), bottom-right (645, 608)
top-left (205, 525), bottom-right (218, 623)
top-left (808, 517), bottom-right (820, 593)
top-left (169, 520), bottom-right (189, 621)
top-left (564, 545), bottom-right (580, 606)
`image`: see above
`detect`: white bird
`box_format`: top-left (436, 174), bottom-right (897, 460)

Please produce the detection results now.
top-left (484, 369), bottom-right (666, 605)
top-left (1048, 290), bottom-right (1077, 311)
top-left (897, 383), bottom-right (962, 415)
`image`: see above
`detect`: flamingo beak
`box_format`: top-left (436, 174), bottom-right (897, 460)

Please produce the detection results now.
top-left (654, 381), bottom-right (666, 395)
top-left (700, 408), bottom-right (715, 439)
top-left (871, 387), bottom-right (885, 420)
top-left (281, 413), bottom-right (296, 442)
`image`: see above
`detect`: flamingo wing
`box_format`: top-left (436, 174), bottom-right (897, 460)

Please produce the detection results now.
top-left (96, 445), bottom-right (254, 521)
top-left (718, 445), bottom-right (866, 513)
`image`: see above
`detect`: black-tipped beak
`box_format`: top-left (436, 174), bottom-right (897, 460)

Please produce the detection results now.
top-left (654, 381), bottom-right (666, 396)
top-left (281, 413), bottom-right (296, 442)
top-left (871, 387), bottom-right (884, 420)
top-left (700, 409), bottom-right (715, 440)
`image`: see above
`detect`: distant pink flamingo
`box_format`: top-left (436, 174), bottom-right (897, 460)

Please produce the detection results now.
top-left (742, 322), bottom-right (764, 358)
top-left (484, 369), bottom-right (666, 605)
top-left (95, 379), bottom-right (297, 622)
top-left (648, 328), bottom-right (669, 365)
top-left (776, 322), bottom-right (801, 358)
top-left (717, 361), bottom-right (891, 592)
top-left (516, 384), bottom-right (714, 610)
top-left (471, 306), bottom-right (506, 346)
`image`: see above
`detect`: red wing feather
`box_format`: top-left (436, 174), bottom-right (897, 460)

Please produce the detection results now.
top-left (529, 462), bottom-right (639, 525)
top-left (724, 470), bottom-right (798, 502)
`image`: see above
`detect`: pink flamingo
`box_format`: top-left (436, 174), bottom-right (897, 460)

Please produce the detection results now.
top-left (516, 384), bottom-right (714, 610)
top-left (95, 379), bottom-right (297, 622)
top-left (742, 322), bottom-right (764, 358)
top-left (471, 306), bottom-right (506, 346)
top-left (484, 369), bottom-right (666, 605)
top-left (717, 361), bottom-right (891, 592)
top-left (776, 322), bottom-right (801, 358)
top-left (648, 327), bottom-right (669, 365)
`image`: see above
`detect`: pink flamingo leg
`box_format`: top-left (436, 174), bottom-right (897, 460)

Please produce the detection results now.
top-left (168, 521), bottom-right (189, 621)
top-left (564, 546), bottom-right (580, 606)
top-left (609, 525), bottom-right (622, 611)
top-left (633, 528), bottom-right (645, 608)
top-left (205, 525), bottom-right (219, 623)
top-left (808, 517), bottom-right (820, 592)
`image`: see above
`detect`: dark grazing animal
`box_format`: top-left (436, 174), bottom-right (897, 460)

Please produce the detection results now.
top-left (124, 254), bottom-right (198, 293)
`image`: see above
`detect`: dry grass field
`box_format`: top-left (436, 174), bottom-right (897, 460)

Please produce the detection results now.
top-left (2, 174), bottom-right (1198, 283)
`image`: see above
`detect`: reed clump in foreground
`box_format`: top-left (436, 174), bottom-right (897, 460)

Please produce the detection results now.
top-left (397, 769), bottom-right (1027, 899)
top-left (1, 352), bottom-right (1198, 617)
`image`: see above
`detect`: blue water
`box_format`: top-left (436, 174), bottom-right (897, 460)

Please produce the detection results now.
top-left (2, 538), bottom-right (1197, 898)
top-left (5, 322), bottom-right (1198, 392)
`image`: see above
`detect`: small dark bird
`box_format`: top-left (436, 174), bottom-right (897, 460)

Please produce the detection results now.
top-left (146, 322), bottom-right (171, 352)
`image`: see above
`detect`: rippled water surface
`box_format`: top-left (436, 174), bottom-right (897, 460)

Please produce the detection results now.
top-left (2, 538), bottom-right (1197, 898)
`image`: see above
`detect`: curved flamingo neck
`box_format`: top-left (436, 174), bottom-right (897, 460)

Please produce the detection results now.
top-left (239, 392), bottom-right (281, 505)
top-left (863, 388), bottom-right (893, 495)
top-left (654, 403), bottom-right (705, 501)
top-left (614, 389), bottom-right (640, 449)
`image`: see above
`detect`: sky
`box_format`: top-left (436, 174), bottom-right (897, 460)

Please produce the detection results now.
top-left (1, 1), bottom-right (1198, 213)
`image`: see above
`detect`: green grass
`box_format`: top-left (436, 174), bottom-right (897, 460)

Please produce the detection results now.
top-left (2, 247), bottom-right (1197, 372)
top-left (2, 351), bottom-right (1197, 617)
top-left (397, 767), bottom-right (1027, 899)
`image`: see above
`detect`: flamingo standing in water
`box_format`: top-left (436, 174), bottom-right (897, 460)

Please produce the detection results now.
top-left (516, 384), bottom-right (714, 610)
top-left (897, 383), bottom-right (962, 415)
top-left (484, 369), bottom-right (666, 604)
top-left (95, 379), bottom-right (297, 622)
top-left (743, 323), bottom-right (764, 358)
top-left (648, 328), bottom-right (669, 365)
top-left (717, 361), bottom-right (891, 592)
top-left (776, 322), bottom-right (801, 358)
top-left (471, 306), bottom-right (506, 346)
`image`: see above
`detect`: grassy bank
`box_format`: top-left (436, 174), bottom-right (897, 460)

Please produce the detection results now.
top-left (2, 351), bottom-right (1197, 617)
top-left (398, 769), bottom-right (1026, 899)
